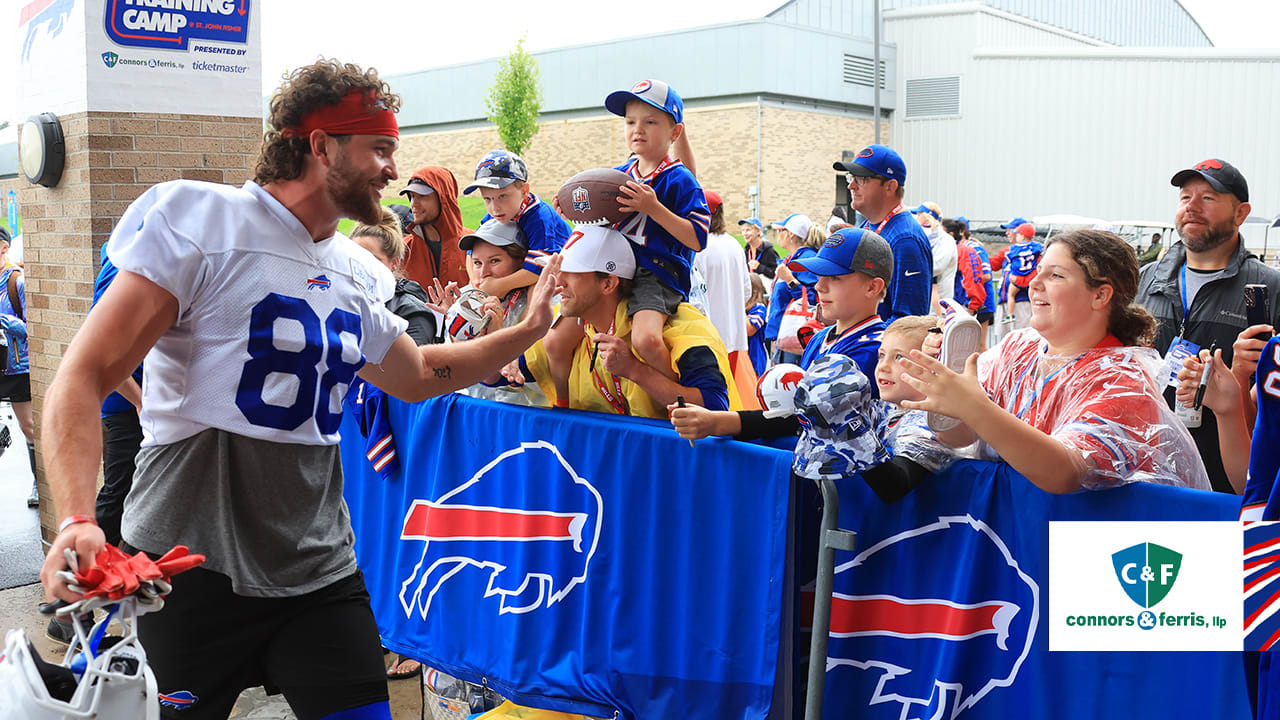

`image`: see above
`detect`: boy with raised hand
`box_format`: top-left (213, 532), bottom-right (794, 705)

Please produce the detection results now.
top-left (463, 149), bottom-right (569, 298)
top-left (545, 79), bottom-right (710, 406)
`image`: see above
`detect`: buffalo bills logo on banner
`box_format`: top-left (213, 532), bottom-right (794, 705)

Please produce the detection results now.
top-left (398, 441), bottom-right (603, 619)
top-left (827, 515), bottom-right (1039, 719)
top-left (21, 0), bottom-right (77, 62)
top-left (104, 0), bottom-right (251, 51)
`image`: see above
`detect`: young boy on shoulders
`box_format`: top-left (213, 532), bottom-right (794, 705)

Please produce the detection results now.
top-left (544, 79), bottom-right (710, 405)
top-left (463, 149), bottom-right (570, 298)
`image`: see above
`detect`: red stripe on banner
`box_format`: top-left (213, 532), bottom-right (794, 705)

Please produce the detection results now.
top-left (1245, 563), bottom-right (1280, 594)
top-left (1246, 535), bottom-right (1280, 558)
top-left (831, 596), bottom-right (1003, 639)
top-left (402, 503), bottom-right (576, 540)
top-left (1245, 551), bottom-right (1280, 571)
top-left (1245, 585), bottom-right (1280, 632)
top-left (1261, 624), bottom-right (1280, 652)
top-left (20, 0), bottom-right (55, 26)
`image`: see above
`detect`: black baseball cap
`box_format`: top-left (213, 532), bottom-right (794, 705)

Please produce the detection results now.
top-left (1170, 159), bottom-right (1249, 203)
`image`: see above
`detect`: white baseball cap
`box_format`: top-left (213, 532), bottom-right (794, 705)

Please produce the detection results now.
top-left (555, 226), bottom-right (637, 278)
top-left (773, 213), bottom-right (812, 239)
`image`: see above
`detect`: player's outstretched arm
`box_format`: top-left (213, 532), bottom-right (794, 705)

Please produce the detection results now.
top-left (41, 270), bottom-right (179, 602)
top-left (362, 256), bottom-right (561, 401)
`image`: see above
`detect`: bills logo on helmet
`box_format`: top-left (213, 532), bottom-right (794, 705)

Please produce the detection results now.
top-left (398, 441), bottom-right (603, 619)
top-left (780, 371), bottom-right (804, 391)
top-left (159, 690), bottom-right (199, 708)
top-left (826, 515), bottom-right (1038, 720)
top-left (305, 274), bottom-right (331, 291)
top-left (572, 186), bottom-right (591, 213)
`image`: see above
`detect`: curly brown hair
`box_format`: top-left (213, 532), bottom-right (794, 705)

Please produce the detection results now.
top-left (254, 59), bottom-right (401, 185)
top-left (1046, 229), bottom-right (1156, 347)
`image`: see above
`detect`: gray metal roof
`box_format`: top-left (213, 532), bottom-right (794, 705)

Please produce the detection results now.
top-left (388, 19), bottom-right (896, 132)
top-left (0, 143), bottom-right (16, 179)
top-left (768, 0), bottom-right (1212, 48)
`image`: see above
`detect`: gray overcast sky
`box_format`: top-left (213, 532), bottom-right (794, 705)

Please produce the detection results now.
top-left (3, 0), bottom-right (1278, 142)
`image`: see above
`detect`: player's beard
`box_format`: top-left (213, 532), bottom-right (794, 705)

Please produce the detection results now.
top-left (328, 150), bottom-right (382, 225)
top-left (1177, 214), bottom-right (1237, 254)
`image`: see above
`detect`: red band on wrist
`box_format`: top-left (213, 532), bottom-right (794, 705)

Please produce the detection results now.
top-left (57, 515), bottom-right (97, 534)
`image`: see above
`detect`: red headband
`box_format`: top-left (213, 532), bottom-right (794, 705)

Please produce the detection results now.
top-left (281, 89), bottom-right (398, 139)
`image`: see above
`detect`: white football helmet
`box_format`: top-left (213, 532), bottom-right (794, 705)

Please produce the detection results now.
top-left (756, 363), bottom-right (805, 418)
top-left (444, 287), bottom-right (494, 343)
top-left (0, 599), bottom-right (158, 720)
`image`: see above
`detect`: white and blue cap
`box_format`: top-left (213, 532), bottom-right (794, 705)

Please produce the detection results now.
top-left (605, 79), bottom-right (683, 124)
top-left (463, 149), bottom-right (530, 195)
top-left (789, 227), bottom-right (893, 282)
top-left (771, 213), bottom-right (813, 239)
top-left (737, 217), bottom-right (764, 230)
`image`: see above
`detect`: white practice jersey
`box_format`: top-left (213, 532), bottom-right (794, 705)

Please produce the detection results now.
top-left (107, 180), bottom-right (408, 447)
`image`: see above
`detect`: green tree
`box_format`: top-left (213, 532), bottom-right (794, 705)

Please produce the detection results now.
top-left (485, 37), bottom-right (543, 156)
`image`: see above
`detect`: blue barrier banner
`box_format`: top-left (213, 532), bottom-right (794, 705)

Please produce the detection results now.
top-left (823, 460), bottom-right (1251, 719)
top-left (341, 394), bottom-right (793, 719)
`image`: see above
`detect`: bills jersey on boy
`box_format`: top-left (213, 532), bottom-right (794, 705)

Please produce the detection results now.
top-left (106, 180), bottom-right (408, 448)
top-left (612, 156), bottom-right (710, 298)
top-left (799, 314), bottom-right (886, 395)
top-left (480, 192), bottom-right (569, 275)
top-left (1006, 240), bottom-right (1044, 289)
top-left (1243, 336), bottom-right (1280, 521)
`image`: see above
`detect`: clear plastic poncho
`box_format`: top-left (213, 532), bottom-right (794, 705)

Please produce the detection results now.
top-left (977, 329), bottom-right (1210, 491)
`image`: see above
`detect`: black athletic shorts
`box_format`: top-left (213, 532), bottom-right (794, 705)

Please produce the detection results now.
top-left (0, 372), bottom-right (31, 403)
top-left (131, 561), bottom-right (390, 720)
top-left (975, 311), bottom-right (995, 326)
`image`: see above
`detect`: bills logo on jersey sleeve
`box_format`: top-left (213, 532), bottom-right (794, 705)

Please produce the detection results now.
top-left (398, 441), bottom-right (603, 619)
top-left (826, 515), bottom-right (1038, 720)
top-left (159, 690), bottom-right (199, 708)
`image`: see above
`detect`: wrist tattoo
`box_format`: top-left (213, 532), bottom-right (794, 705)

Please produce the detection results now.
top-left (433, 365), bottom-right (452, 379)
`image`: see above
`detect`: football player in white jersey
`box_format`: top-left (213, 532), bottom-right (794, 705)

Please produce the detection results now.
top-left (37, 60), bottom-right (559, 720)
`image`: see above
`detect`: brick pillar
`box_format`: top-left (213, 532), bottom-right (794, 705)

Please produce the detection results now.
top-left (21, 112), bottom-right (261, 541)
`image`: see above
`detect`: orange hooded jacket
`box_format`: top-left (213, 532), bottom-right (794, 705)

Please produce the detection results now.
top-left (401, 166), bottom-right (470, 289)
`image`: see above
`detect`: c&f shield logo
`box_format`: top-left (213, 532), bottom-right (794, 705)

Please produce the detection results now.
top-left (102, 51), bottom-right (119, 68)
top-left (1111, 542), bottom-right (1182, 608)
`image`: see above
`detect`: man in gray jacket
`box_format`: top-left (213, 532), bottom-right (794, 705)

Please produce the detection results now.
top-left (1136, 158), bottom-right (1280, 494)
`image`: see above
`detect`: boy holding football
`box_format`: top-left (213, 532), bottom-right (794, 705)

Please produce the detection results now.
top-left (545, 79), bottom-right (711, 406)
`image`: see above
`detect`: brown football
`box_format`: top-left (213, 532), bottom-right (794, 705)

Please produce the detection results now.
top-left (556, 168), bottom-right (632, 226)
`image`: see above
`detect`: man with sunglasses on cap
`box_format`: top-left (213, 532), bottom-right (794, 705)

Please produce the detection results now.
top-left (38, 60), bottom-right (560, 720)
top-left (1136, 158), bottom-right (1280, 495)
top-left (834, 145), bottom-right (932, 320)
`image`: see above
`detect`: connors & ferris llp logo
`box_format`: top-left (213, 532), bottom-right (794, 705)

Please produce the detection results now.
top-left (1112, 542), bottom-right (1182, 609)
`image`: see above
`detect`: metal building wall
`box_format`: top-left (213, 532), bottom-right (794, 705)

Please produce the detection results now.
top-left (890, 45), bottom-right (1280, 232)
top-left (767, 0), bottom-right (1211, 47)
top-left (389, 20), bottom-right (896, 131)
top-left (883, 6), bottom-right (1100, 218)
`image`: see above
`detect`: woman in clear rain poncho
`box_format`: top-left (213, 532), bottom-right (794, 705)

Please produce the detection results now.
top-left (899, 228), bottom-right (1210, 493)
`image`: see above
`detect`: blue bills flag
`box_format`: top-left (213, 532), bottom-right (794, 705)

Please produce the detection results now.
top-left (341, 394), bottom-right (793, 720)
top-left (823, 460), bottom-right (1251, 720)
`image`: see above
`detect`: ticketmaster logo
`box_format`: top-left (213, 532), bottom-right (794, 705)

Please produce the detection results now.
top-left (101, 51), bottom-right (183, 70)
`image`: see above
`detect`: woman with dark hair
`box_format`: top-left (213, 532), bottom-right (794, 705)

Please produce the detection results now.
top-left (899, 229), bottom-right (1208, 493)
